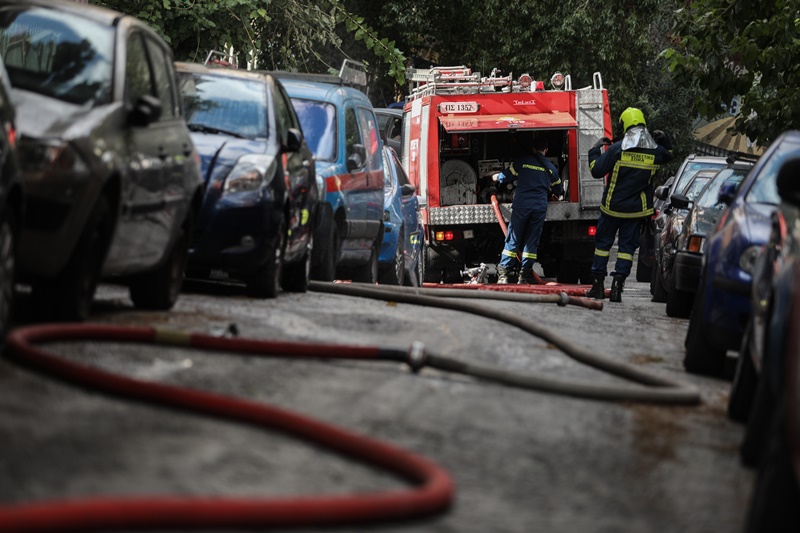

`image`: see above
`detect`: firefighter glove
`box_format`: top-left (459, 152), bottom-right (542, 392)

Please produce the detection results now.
top-left (652, 130), bottom-right (672, 149)
top-left (492, 172), bottom-right (500, 182)
top-left (593, 137), bottom-right (612, 149)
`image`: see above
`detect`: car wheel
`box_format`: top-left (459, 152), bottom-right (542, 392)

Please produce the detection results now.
top-left (740, 375), bottom-right (775, 467)
top-left (728, 322), bottom-right (758, 423)
top-left (409, 246), bottom-right (424, 287)
top-left (282, 232), bottom-right (312, 293)
top-left (247, 219), bottom-right (285, 298)
top-left (422, 244), bottom-right (439, 284)
top-left (683, 288), bottom-right (727, 376)
top-left (49, 196), bottom-right (111, 321)
top-left (129, 215), bottom-right (190, 310)
top-left (651, 258), bottom-right (667, 303)
top-left (379, 229), bottom-right (404, 286)
top-left (636, 250), bottom-right (652, 282)
top-left (311, 204), bottom-right (337, 282)
top-left (665, 283), bottom-right (694, 318)
top-left (0, 208), bottom-right (16, 337)
top-left (743, 397), bottom-right (799, 533)
top-left (351, 237), bottom-right (379, 284)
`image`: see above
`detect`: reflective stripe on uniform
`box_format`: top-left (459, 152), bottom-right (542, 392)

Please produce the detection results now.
top-left (605, 152), bottom-right (660, 212)
top-left (594, 249), bottom-right (610, 257)
top-left (509, 163), bottom-right (519, 176)
top-left (502, 249), bottom-right (517, 258)
top-left (617, 252), bottom-right (634, 261)
top-left (599, 205), bottom-right (655, 218)
top-left (522, 251), bottom-right (537, 259)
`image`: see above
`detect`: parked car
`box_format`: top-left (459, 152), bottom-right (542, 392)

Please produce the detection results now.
top-left (651, 168), bottom-right (717, 309)
top-left (0, 0), bottom-right (204, 320)
top-left (374, 107), bottom-right (404, 159)
top-left (737, 158), bottom-right (800, 532)
top-left (638, 154), bottom-right (727, 282)
top-left (683, 131), bottom-right (800, 376)
top-left (176, 62), bottom-right (318, 298)
top-left (666, 160), bottom-right (752, 318)
top-left (0, 53), bottom-right (22, 337)
top-left (379, 145), bottom-right (422, 286)
top-left (280, 73), bottom-right (384, 283)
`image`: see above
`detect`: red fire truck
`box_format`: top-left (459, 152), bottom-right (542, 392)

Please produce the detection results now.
top-left (401, 66), bottom-right (612, 284)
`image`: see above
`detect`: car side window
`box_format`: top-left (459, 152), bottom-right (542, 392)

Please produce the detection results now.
top-left (272, 82), bottom-right (292, 146)
top-left (357, 107), bottom-right (381, 173)
top-left (275, 83), bottom-right (300, 131)
top-left (144, 37), bottom-right (177, 119)
top-left (345, 107), bottom-right (362, 158)
top-left (125, 32), bottom-right (153, 108)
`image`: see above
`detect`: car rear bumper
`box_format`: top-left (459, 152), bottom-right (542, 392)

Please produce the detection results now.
top-left (674, 251), bottom-right (702, 292)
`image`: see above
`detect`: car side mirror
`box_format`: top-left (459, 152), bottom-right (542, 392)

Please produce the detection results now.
top-left (670, 193), bottom-right (691, 210)
top-left (401, 183), bottom-right (416, 197)
top-left (776, 156), bottom-right (800, 206)
top-left (129, 94), bottom-right (162, 126)
top-left (717, 181), bottom-right (738, 206)
top-left (346, 143), bottom-right (366, 172)
top-left (654, 185), bottom-right (669, 201)
top-left (283, 127), bottom-right (304, 153)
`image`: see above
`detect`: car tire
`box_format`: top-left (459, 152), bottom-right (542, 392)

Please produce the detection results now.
top-left (411, 245), bottom-right (424, 287)
top-left (683, 289), bottom-right (726, 376)
top-left (0, 207), bottom-right (17, 337)
top-left (379, 228), bottom-right (404, 286)
top-left (728, 322), bottom-right (758, 423)
top-left (665, 284), bottom-right (694, 318)
top-left (282, 232), bottom-right (312, 293)
top-left (422, 244), bottom-right (439, 284)
top-left (48, 195), bottom-right (111, 321)
top-left (743, 397), bottom-right (799, 533)
top-left (740, 375), bottom-right (775, 467)
top-left (311, 203), bottom-right (337, 281)
top-left (351, 237), bottom-right (379, 284)
top-left (129, 215), bottom-right (190, 310)
top-left (651, 258), bottom-right (668, 303)
top-left (247, 219), bottom-right (285, 298)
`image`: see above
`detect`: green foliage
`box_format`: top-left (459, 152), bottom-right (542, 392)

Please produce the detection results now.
top-left (666, 0), bottom-right (800, 145)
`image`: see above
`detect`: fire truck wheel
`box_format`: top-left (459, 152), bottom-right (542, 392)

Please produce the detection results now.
top-left (578, 262), bottom-right (592, 284)
top-left (422, 245), bottom-right (438, 284)
top-left (556, 261), bottom-right (579, 284)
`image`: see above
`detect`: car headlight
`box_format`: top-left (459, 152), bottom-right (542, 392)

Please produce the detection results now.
top-left (739, 244), bottom-right (763, 274)
top-left (223, 154), bottom-right (275, 195)
top-left (19, 140), bottom-right (89, 175)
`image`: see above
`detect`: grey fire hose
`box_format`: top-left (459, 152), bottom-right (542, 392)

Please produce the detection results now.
top-left (309, 282), bottom-right (701, 405)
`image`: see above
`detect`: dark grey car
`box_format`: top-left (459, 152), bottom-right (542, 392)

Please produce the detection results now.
top-left (0, 0), bottom-right (204, 320)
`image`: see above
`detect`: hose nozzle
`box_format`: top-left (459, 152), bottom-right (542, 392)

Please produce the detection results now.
top-left (407, 341), bottom-right (427, 373)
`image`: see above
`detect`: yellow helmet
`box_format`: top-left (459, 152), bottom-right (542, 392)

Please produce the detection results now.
top-left (619, 107), bottom-right (646, 132)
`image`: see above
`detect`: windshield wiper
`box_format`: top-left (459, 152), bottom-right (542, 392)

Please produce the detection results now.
top-left (188, 123), bottom-right (247, 139)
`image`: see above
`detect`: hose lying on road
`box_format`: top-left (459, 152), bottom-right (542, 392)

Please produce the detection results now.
top-left (310, 281), bottom-right (701, 405)
top-left (2, 324), bottom-right (453, 533)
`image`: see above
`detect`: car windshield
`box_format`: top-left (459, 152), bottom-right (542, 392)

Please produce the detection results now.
top-left (291, 98), bottom-right (336, 162)
top-left (684, 175), bottom-right (712, 202)
top-left (179, 73), bottom-right (268, 140)
top-left (0, 7), bottom-right (114, 106)
top-left (696, 168), bottom-right (747, 209)
top-left (745, 139), bottom-right (800, 205)
top-left (674, 160), bottom-right (726, 195)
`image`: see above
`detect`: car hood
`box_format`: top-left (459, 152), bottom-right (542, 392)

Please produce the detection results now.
top-left (13, 89), bottom-right (121, 141)
top-left (738, 202), bottom-right (776, 244)
top-left (191, 132), bottom-right (270, 185)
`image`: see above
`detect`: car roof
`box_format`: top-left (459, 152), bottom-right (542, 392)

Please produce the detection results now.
top-left (0, 0), bottom-right (126, 26)
top-left (175, 62), bottom-right (275, 83)
top-left (278, 77), bottom-right (372, 106)
top-left (374, 108), bottom-right (404, 117)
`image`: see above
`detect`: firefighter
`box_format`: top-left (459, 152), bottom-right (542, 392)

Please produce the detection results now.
top-left (586, 107), bottom-right (673, 301)
top-left (493, 136), bottom-right (563, 284)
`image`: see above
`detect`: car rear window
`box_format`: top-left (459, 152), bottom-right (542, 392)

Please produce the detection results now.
top-left (179, 73), bottom-right (268, 140)
top-left (0, 6), bottom-right (114, 106)
top-left (291, 98), bottom-right (337, 162)
top-left (674, 160), bottom-right (726, 195)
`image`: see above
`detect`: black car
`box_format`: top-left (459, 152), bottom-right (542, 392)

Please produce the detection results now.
top-left (666, 160), bottom-right (752, 317)
top-left (0, 0), bottom-right (204, 320)
top-left (0, 54), bottom-right (22, 337)
top-left (176, 62), bottom-right (318, 298)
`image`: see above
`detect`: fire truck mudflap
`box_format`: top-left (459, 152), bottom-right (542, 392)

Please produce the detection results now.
top-left (402, 67), bottom-right (612, 284)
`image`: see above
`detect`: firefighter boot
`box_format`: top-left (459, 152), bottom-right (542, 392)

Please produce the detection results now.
top-left (610, 275), bottom-right (625, 303)
top-left (518, 268), bottom-right (535, 285)
top-left (497, 266), bottom-right (510, 284)
top-left (585, 275), bottom-right (605, 300)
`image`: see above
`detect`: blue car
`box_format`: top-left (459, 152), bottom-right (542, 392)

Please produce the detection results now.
top-left (735, 155), bottom-right (800, 531)
top-left (176, 63), bottom-right (319, 298)
top-left (280, 74), bottom-right (385, 283)
top-left (683, 131), bottom-right (800, 376)
top-left (379, 145), bottom-right (422, 286)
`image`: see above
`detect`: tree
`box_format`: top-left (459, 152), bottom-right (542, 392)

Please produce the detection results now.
top-left (665, 0), bottom-right (800, 145)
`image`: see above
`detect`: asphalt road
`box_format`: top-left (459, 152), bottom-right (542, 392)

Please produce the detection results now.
top-left (0, 272), bottom-right (755, 533)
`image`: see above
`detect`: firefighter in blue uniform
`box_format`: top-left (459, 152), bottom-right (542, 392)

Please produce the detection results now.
top-left (586, 107), bottom-right (673, 301)
top-left (493, 136), bottom-right (563, 284)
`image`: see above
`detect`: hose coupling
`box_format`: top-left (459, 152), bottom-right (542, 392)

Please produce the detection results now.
top-left (407, 341), bottom-right (427, 373)
top-left (557, 292), bottom-right (569, 306)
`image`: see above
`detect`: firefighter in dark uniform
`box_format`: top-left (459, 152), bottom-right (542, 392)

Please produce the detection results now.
top-left (493, 136), bottom-right (563, 284)
top-left (586, 107), bottom-right (673, 301)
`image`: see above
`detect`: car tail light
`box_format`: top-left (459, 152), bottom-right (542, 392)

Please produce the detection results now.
top-left (688, 235), bottom-right (704, 252)
top-left (588, 225), bottom-right (597, 236)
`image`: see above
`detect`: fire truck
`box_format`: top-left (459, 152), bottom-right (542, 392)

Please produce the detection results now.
top-left (401, 66), bottom-right (612, 284)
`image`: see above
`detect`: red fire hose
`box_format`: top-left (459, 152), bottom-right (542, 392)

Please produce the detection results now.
top-left (1, 324), bottom-right (453, 533)
top-left (490, 194), bottom-right (545, 284)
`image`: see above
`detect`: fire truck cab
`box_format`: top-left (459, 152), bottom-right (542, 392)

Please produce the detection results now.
top-left (402, 67), bottom-right (612, 284)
